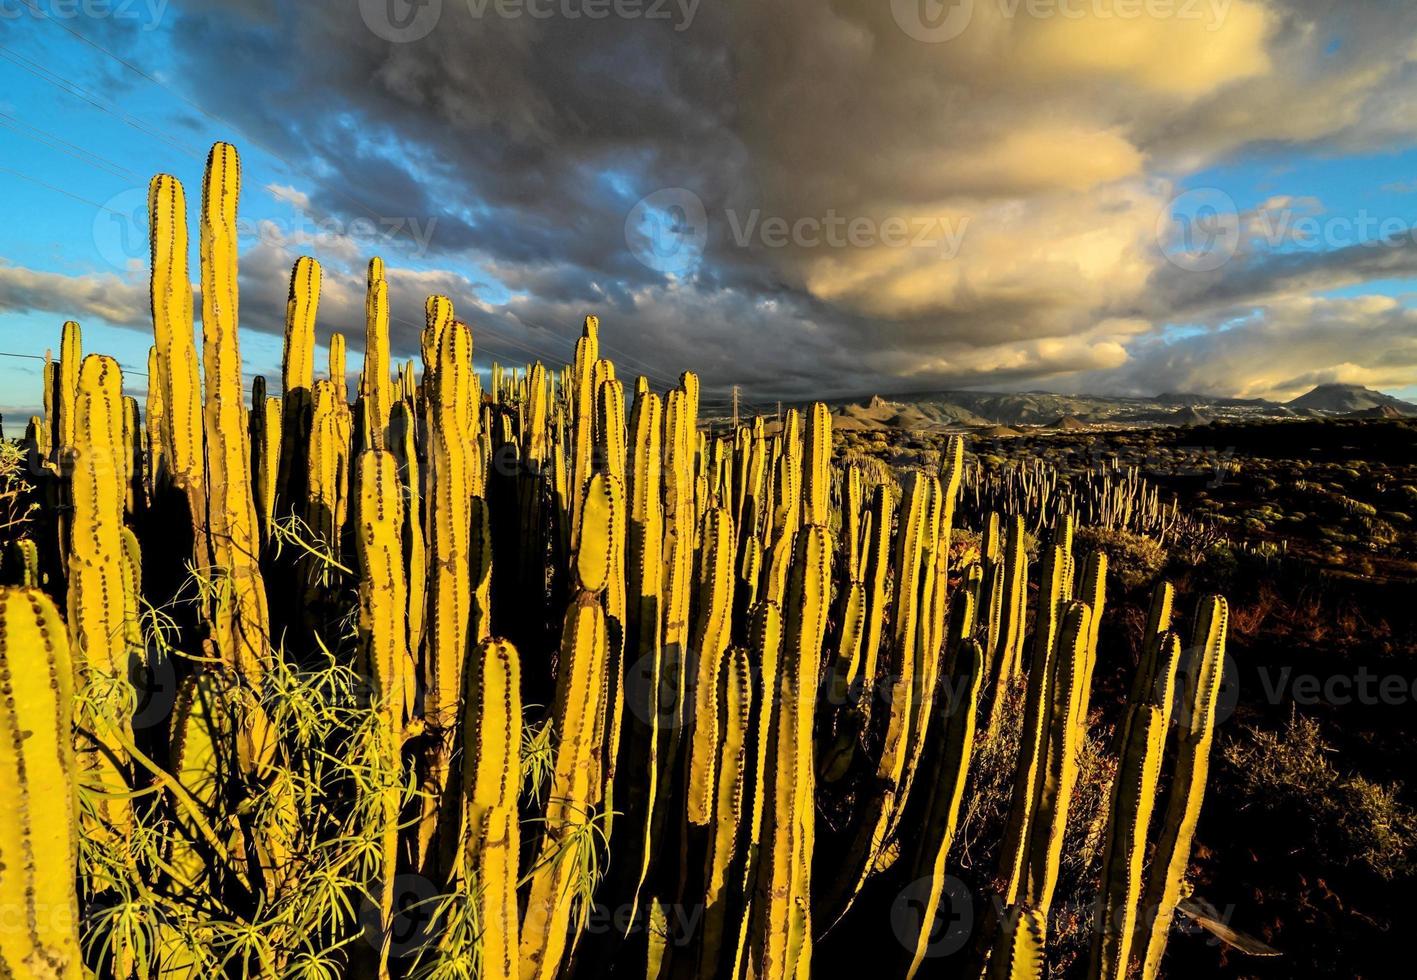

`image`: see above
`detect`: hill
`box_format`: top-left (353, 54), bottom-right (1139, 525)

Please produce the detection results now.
top-left (1285, 383), bottom-right (1417, 416)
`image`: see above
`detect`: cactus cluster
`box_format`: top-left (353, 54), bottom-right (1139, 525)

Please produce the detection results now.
top-left (0, 142), bottom-right (1231, 979)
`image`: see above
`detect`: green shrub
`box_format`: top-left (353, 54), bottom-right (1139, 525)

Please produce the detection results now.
top-left (1075, 525), bottom-right (1167, 590)
top-left (1223, 714), bottom-right (1416, 881)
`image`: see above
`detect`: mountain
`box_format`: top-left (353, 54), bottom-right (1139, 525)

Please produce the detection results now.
top-left (1285, 384), bottom-right (1417, 415)
top-left (802, 384), bottom-right (1416, 433)
top-left (1169, 406), bottom-right (1213, 426)
top-left (831, 395), bottom-right (989, 430)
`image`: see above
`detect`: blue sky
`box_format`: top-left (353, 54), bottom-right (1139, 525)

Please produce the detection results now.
top-left (3, 0), bottom-right (1417, 418)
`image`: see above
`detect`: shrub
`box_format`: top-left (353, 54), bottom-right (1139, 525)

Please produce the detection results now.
top-left (1222, 714), bottom-right (1416, 881)
top-left (1076, 525), bottom-right (1168, 590)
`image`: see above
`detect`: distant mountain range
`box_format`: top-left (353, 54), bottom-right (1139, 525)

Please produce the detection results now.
top-left (820, 383), bottom-right (1416, 432)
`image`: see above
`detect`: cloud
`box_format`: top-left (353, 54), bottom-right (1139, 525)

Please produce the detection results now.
top-left (10, 0), bottom-right (1417, 399)
top-left (1096, 293), bottom-right (1417, 399)
top-left (0, 262), bottom-right (147, 329)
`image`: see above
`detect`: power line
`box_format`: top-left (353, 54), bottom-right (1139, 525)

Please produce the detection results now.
top-left (0, 165), bottom-right (130, 216)
top-left (0, 110), bottom-right (140, 180)
top-left (0, 44), bottom-right (204, 160)
top-left (0, 349), bottom-right (149, 377)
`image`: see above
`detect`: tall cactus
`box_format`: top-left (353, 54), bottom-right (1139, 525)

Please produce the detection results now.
top-left (66, 354), bottom-right (134, 838)
top-left (463, 638), bottom-right (522, 980)
top-left (618, 384), bottom-right (664, 915)
top-left (278, 255), bottom-right (321, 519)
top-left (1136, 596), bottom-right (1228, 979)
top-left (700, 645), bottom-right (752, 975)
top-left (1089, 628), bottom-right (1180, 980)
top-left (989, 601), bottom-right (1097, 974)
top-left (418, 318), bottom-right (479, 877)
top-left (56, 319), bottom-right (81, 463)
top-left (904, 634), bottom-right (983, 979)
top-left (199, 142), bottom-right (271, 678)
top-left (688, 505), bottom-right (736, 827)
top-left (520, 472), bottom-right (618, 980)
top-left (147, 174), bottom-right (206, 534)
top-left (750, 523), bottom-right (830, 979)
top-left (361, 257), bottom-right (392, 449)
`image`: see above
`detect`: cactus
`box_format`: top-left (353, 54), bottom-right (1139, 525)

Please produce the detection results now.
top-left (0, 587), bottom-right (84, 979)
top-left (751, 523), bottom-right (830, 980)
top-left (996, 529), bottom-right (1074, 905)
top-left (251, 389), bottom-right (282, 543)
top-left (199, 142), bottom-right (271, 678)
top-left (700, 645), bottom-right (752, 975)
top-left (687, 505), bottom-right (735, 826)
top-left (520, 589), bottom-right (609, 979)
top-left (1136, 596), bottom-right (1228, 979)
top-left (148, 174), bottom-right (206, 537)
top-left (56, 319), bottom-right (81, 461)
top-left (354, 450), bottom-right (413, 726)
top-left (361, 257), bottom-right (392, 450)
top-left (904, 635), bottom-right (983, 979)
top-left (66, 354), bottom-right (134, 839)
top-left (592, 377), bottom-right (628, 841)
top-left (328, 331), bottom-right (347, 393)
top-left (277, 255), bottom-right (321, 520)
top-left (617, 384), bottom-right (665, 916)
top-left (463, 638), bottom-right (522, 980)
top-left (425, 318), bottom-right (477, 730)
top-left (1089, 629), bottom-right (1179, 980)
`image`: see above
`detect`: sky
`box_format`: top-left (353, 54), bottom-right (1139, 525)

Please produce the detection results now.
top-left (3, 0), bottom-right (1417, 420)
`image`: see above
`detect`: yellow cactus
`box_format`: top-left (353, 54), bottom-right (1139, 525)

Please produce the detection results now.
top-left (0, 587), bottom-right (84, 980)
top-left (521, 592), bottom-right (608, 980)
top-left (463, 638), bottom-right (522, 980)
top-left (701, 645), bottom-right (752, 976)
top-left (147, 174), bottom-right (206, 529)
top-left (199, 142), bottom-right (271, 678)
top-left (67, 355), bottom-right (128, 679)
top-left (277, 255), bottom-right (321, 515)
top-left (57, 319), bottom-right (81, 458)
top-left (687, 506), bottom-right (735, 827)
top-left (361, 257), bottom-right (392, 449)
